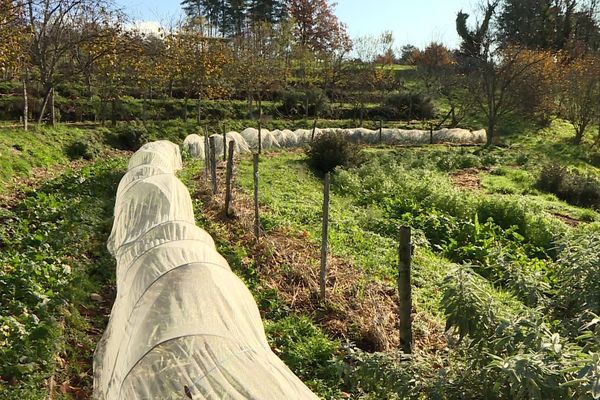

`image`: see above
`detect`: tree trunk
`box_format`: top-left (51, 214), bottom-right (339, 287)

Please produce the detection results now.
top-left (574, 126), bottom-right (585, 145)
top-left (359, 103), bottom-right (364, 127)
top-left (486, 115), bottom-right (495, 147)
top-left (22, 75), bottom-right (28, 131)
top-left (50, 87), bottom-right (56, 126)
top-left (111, 97), bottom-right (117, 127)
top-left (143, 86), bottom-right (150, 122)
top-left (37, 87), bottom-right (52, 125)
top-left (258, 98), bottom-right (262, 155)
top-left (86, 74), bottom-right (92, 99)
top-left (450, 107), bottom-right (457, 127)
top-left (248, 96), bottom-right (254, 119)
top-left (197, 93), bottom-right (202, 124)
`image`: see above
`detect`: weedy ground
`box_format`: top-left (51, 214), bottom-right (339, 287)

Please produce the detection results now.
top-left (1, 117), bottom-right (599, 399)
top-left (179, 117), bottom-right (600, 398)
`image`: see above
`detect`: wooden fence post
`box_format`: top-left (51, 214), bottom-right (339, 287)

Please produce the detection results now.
top-left (258, 105), bottom-right (263, 154)
top-left (379, 120), bottom-right (383, 143)
top-left (320, 172), bottom-right (331, 300)
top-left (398, 226), bottom-right (413, 353)
top-left (209, 136), bottom-right (217, 195)
top-left (253, 153), bottom-right (260, 239)
top-left (311, 118), bottom-right (318, 141)
top-left (204, 126), bottom-right (210, 176)
top-left (224, 141), bottom-right (235, 217)
top-left (222, 126), bottom-right (227, 161)
top-left (429, 124), bottom-right (434, 144)
top-left (258, 124), bottom-right (262, 155)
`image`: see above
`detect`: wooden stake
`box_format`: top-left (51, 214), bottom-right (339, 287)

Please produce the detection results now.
top-left (22, 73), bottom-right (28, 131)
top-left (379, 119), bottom-right (383, 143)
top-left (224, 140), bottom-right (235, 217)
top-left (258, 120), bottom-right (262, 155)
top-left (398, 226), bottom-right (413, 353)
top-left (253, 153), bottom-right (260, 239)
top-left (222, 126), bottom-right (227, 161)
top-left (311, 118), bottom-right (318, 141)
top-left (204, 126), bottom-right (210, 176)
top-left (320, 172), bottom-right (331, 300)
top-left (258, 100), bottom-right (263, 154)
top-left (209, 136), bottom-right (217, 195)
top-left (430, 124), bottom-right (434, 144)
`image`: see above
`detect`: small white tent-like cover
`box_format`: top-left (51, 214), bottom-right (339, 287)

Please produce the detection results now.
top-left (182, 134), bottom-right (205, 159)
top-left (94, 140), bottom-right (318, 399)
top-left (230, 127), bottom-right (485, 147)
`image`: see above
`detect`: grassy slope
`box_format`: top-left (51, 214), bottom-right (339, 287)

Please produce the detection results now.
top-left (0, 126), bottom-right (89, 192)
top-left (0, 124), bottom-right (130, 398)
top-left (0, 157), bottom-right (126, 399)
top-left (236, 152), bottom-right (450, 318)
top-left (215, 119), bottom-right (599, 397)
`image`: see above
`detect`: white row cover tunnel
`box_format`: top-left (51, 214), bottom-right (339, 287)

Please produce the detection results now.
top-left (182, 127), bottom-right (487, 158)
top-left (94, 140), bottom-right (318, 399)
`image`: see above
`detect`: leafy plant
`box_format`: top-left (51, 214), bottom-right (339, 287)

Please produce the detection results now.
top-left (382, 92), bottom-right (435, 120)
top-left (109, 121), bottom-right (149, 151)
top-left (306, 131), bottom-right (362, 173)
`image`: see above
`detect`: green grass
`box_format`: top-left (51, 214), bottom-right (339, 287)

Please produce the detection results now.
top-left (0, 156), bottom-right (126, 399)
top-left (0, 125), bottom-right (113, 193)
top-left (225, 140), bottom-right (599, 398)
top-left (236, 152), bottom-right (451, 318)
top-left (0, 114), bottom-right (598, 399)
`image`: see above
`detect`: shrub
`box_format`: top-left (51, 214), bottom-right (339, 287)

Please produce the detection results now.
top-left (536, 164), bottom-right (566, 194)
top-left (306, 132), bottom-right (361, 173)
top-left (537, 164), bottom-right (600, 209)
top-left (556, 228), bottom-right (600, 317)
top-left (279, 88), bottom-right (330, 117)
top-left (382, 92), bottom-right (435, 120)
top-left (109, 121), bottom-right (149, 151)
top-left (65, 136), bottom-right (102, 160)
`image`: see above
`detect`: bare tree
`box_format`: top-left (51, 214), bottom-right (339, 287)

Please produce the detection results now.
top-left (24, 0), bottom-right (116, 125)
top-left (231, 21), bottom-right (290, 121)
top-left (456, 1), bottom-right (550, 146)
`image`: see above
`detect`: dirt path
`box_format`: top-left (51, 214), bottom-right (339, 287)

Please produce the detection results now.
top-left (450, 168), bottom-right (484, 190)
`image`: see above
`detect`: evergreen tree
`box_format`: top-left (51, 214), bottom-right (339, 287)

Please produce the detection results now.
top-left (497, 0), bottom-right (600, 51)
top-left (224, 0), bottom-right (249, 36)
top-left (497, 0), bottom-right (561, 49)
top-left (248, 0), bottom-right (287, 25)
top-left (181, 0), bottom-right (226, 35)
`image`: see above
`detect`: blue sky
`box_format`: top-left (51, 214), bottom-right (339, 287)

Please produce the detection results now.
top-left (116, 0), bottom-right (475, 49)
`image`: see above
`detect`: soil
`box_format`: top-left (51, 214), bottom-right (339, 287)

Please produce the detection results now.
top-left (552, 212), bottom-right (582, 227)
top-left (451, 168), bottom-right (484, 190)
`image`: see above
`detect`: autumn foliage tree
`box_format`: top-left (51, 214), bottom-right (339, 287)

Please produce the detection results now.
top-left (0, 0), bottom-right (30, 129)
top-left (415, 42), bottom-right (470, 127)
top-left (164, 18), bottom-right (230, 121)
top-left (288, 0), bottom-right (350, 53)
top-left (92, 27), bottom-right (145, 125)
top-left (559, 53), bottom-right (600, 144)
top-left (0, 0), bottom-right (25, 78)
top-left (24, 0), bottom-right (118, 125)
top-left (456, 1), bottom-right (552, 146)
top-left (231, 21), bottom-right (291, 119)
